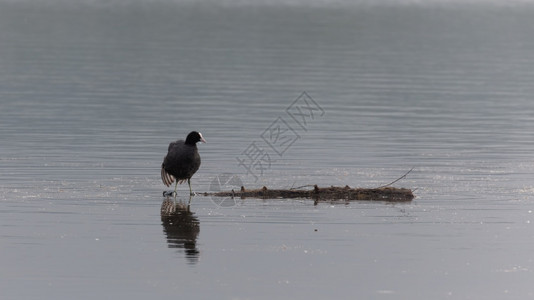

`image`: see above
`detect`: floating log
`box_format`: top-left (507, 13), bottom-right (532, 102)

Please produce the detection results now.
top-left (203, 185), bottom-right (414, 202)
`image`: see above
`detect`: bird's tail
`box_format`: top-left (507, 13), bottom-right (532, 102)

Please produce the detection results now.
top-left (161, 164), bottom-right (175, 187)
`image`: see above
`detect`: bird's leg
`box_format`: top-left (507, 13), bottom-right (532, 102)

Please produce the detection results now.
top-left (174, 181), bottom-right (178, 197)
top-left (188, 178), bottom-right (195, 196)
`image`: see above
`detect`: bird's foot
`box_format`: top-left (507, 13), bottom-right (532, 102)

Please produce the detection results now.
top-left (163, 191), bottom-right (176, 197)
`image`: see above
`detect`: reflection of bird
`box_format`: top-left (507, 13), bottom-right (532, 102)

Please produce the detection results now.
top-left (161, 131), bottom-right (206, 196)
top-left (161, 196), bottom-right (200, 264)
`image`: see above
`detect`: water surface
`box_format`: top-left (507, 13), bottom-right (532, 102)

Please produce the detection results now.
top-left (1, 1), bottom-right (534, 299)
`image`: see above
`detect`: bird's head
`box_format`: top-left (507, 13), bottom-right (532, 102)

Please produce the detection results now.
top-left (185, 131), bottom-right (206, 145)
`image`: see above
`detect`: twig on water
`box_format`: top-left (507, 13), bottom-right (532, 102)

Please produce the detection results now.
top-left (289, 184), bottom-right (316, 190)
top-left (376, 167), bottom-right (414, 189)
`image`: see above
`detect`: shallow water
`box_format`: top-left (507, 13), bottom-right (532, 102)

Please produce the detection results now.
top-left (1, 1), bottom-right (534, 299)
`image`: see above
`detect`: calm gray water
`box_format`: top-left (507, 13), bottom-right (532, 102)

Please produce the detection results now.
top-left (2, 1), bottom-right (534, 299)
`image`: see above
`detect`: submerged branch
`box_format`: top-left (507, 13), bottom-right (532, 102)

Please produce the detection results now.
top-left (204, 185), bottom-right (414, 202)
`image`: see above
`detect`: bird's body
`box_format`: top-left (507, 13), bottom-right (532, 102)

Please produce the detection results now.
top-left (161, 131), bottom-right (205, 196)
top-left (161, 141), bottom-right (201, 185)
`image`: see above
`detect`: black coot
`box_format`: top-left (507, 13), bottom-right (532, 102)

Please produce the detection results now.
top-left (161, 131), bottom-right (206, 196)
